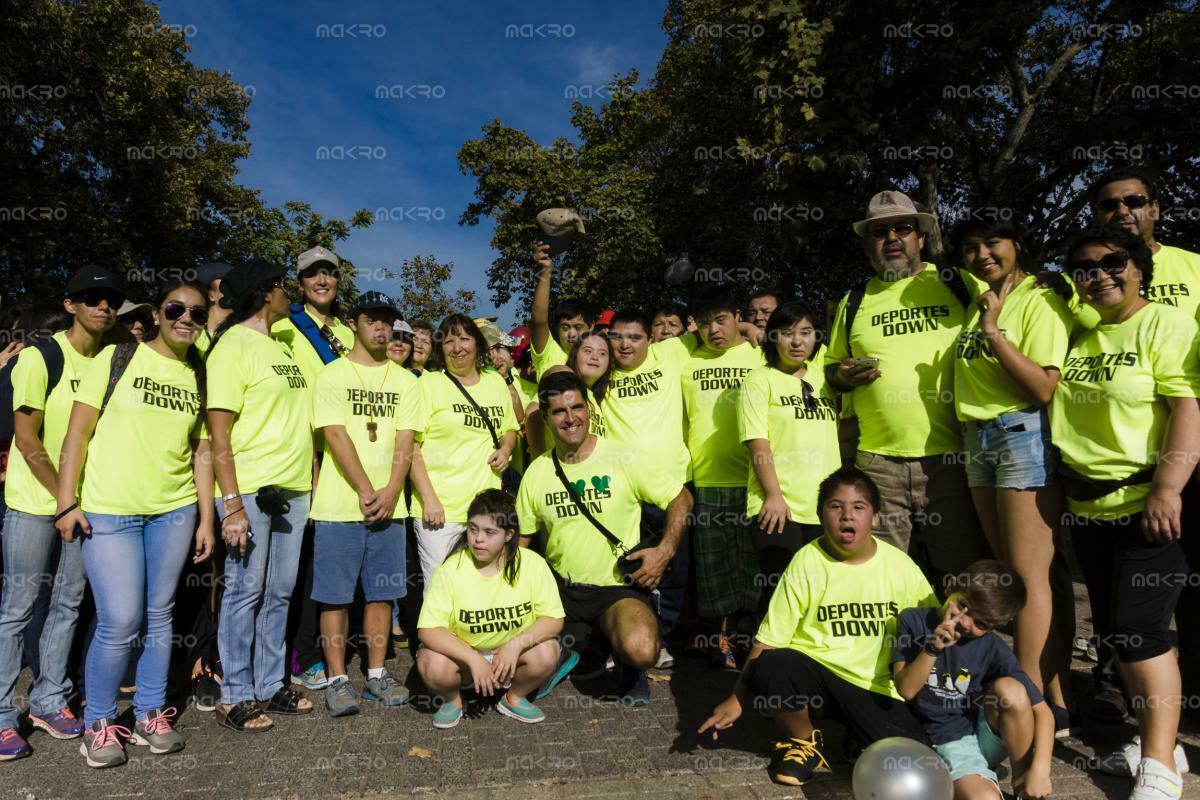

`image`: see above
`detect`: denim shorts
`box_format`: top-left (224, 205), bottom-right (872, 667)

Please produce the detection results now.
top-left (311, 519), bottom-right (407, 604)
top-left (933, 710), bottom-right (1006, 785)
top-left (961, 407), bottom-right (1055, 490)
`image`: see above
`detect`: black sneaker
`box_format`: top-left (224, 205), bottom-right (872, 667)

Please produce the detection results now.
top-left (192, 674), bottom-right (220, 713)
top-left (614, 660), bottom-right (650, 707)
top-left (573, 648), bottom-right (608, 681)
top-left (769, 730), bottom-right (828, 786)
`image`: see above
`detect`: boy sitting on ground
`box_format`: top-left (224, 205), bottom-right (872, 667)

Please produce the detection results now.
top-left (891, 560), bottom-right (1054, 800)
top-left (699, 466), bottom-right (939, 786)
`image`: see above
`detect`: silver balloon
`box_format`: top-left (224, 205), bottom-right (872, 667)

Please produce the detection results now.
top-left (852, 737), bottom-right (954, 800)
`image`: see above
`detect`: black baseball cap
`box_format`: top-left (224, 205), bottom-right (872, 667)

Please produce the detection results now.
top-left (65, 265), bottom-right (123, 296)
top-left (196, 261), bottom-right (234, 286)
top-left (349, 290), bottom-right (400, 319)
top-left (218, 259), bottom-right (288, 309)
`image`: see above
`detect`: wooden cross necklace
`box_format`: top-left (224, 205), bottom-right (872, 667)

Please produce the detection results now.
top-left (348, 358), bottom-right (391, 442)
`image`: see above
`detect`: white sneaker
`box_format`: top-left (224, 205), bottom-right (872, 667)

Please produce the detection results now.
top-left (1097, 736), bottom-right (1189, 777)
top-left (655, 646), bottom-right (674, 670)
top-left (1128, 757), bottom-right (1183, 800)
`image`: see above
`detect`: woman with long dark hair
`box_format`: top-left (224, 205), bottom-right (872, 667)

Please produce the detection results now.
top-left (55, 279), bottom-right (214, 767)
top-left (205, 260), bottom-right (315, 732)
top-left (408, 315), bottom-right (517, 588)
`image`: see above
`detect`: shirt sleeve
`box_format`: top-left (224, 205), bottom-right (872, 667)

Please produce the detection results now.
top-left (1150, 312), bottom-right (1200, 398)
top-left (627, 450), bottom-right (684, 509)
top-left (10, 345), bottom-right (50, 413)
top-left (394, 372), bottom-right (424, 433)
top-left (825, 294), bottom-right (850, 365)
top-left (890, 608), bottom-right (927, 666)
top-left (516, 469), bottom-right (543, 537)
top-left (205, 337), bottom-right (247, 414)
top-left (416, 558), bottom-right (456, 630)
top-left (531, 337), bottom-right (567, 377)
top-left (73, 346), bottom-right (115, 411)
top-left (738, 368), bottom-right (770, 443)
top-left (311, 365), bottom-right (345, 431)
top-left (528, 554), bottom-right (565, 620)
top-left (755, 555), bottom-right (808, 649)
top-left (1019, 291), bottom-right (1073, 370)
top-left (652, 333), bottom-right (697, 367)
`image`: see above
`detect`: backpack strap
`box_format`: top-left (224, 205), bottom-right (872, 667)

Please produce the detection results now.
top-left (444, 371), bottom-right (500, 449)
top-left (289, 304), bottom-right (340, 365)
top-left (842, 279), bottom-right (870, 358)
top-left (37, 337), bottom-right (65, 398)
top-left (842, 266), bottom-right (971, 357)
top-left (100, 343), bottom-right (138, 415)
top-left (939, 265), bottom-right (973, 309)
top-left (550, 448), bottom-right (628, 554)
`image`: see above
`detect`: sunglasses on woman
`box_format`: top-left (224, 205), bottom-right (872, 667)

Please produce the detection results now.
top-left (162, 301), bottom-right (209, 325)
top-left (1067, 250), bottom-right (1130, 283)
top-left (1095, 194), bottom-right (1152, 213)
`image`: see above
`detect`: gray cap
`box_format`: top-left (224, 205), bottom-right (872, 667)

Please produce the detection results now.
top-left (297, 246), bottom-right (339, 274)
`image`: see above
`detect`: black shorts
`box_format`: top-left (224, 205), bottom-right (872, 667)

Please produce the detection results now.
top-left (744, 648), bottom-right (927, 745)
top-left (557, 580), bottom-right (651, 628)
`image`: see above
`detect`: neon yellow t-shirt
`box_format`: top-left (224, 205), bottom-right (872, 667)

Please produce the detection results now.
top-left (75, 345), bottom-right (205, 515)
top-left (417, 548), bottom-right (564, 651)
top-left (825, 265), bottom-right (970, 456)
top-left (953, 275), bottom-right (1073, 422)
top-left (195, 328), bottom-right (215, 357)
top-left (509, 375), bottom-right (538, 475)
top-left (756, 539), bottom-right (938, 699)
top-left (602, 334), bottom-right (695, 483)
top-left (682, 341), bottom-right (765, 487)
top-left (206, 324), bottom-right (313, 493)
top-left (412, 370), bottom-right (518, 523)
top-left (5, 332), bottom-right (97, 515)
top-left (530, 336), bottom-right (568, 379)
top-left (517, 437), bottom-right (683, 587)
top-left (310, 358), bottom-right (423, 521)
top-left (1050, 302), bottom-right (1200, 520)
top-left (738, 365), bottom-right (841, 523)
top-left (270, 310), bottom-right (354, 386)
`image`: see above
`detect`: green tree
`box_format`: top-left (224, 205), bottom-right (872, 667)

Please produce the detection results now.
top-left (0, 0), bottom-right (374, 304)
top-left (458, 0), bottom-right (1200, 315)
top-left (393, 255), bottom-right (477, 322)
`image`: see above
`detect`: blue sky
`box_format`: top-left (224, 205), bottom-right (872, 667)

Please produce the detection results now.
top-left (156, 0), bottom-right (669, 327)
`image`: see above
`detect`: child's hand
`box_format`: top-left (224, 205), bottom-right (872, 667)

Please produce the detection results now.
top-left (1014, 764), bottom-right (1052, 799)
top-left (932, 606), bottom-right (963, 651)
top-left (491, 641), bottom-right (521, 685)
top-left (698, 694), bottom-right (743, 739)
top-left (470, 653), bottom-right (500, 696)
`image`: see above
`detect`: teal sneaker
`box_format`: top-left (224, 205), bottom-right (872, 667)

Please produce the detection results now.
top-left (432, 700), bottom-right (463, 729)
top-left (533, 647), bottom-right (579, 701)
top-left (363, 673), bottom-right (410, 707)
top-left (291, 661), bottom-right (329, 691)
top-left (497, 694), bottom-right (545, 724)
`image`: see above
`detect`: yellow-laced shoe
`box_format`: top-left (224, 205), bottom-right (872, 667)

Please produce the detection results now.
top-left (768, 729), bottom-right (828, 785)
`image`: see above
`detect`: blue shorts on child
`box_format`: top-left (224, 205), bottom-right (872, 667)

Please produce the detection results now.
top-left (311, 519), bottom-right (407, 604)
top-left (934, 709), bottom-right (1006, 786)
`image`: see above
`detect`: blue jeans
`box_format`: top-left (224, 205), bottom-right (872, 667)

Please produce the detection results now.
top-left (217, 490), bottom-right (309, 704)
top-left (81, 506), bottom-right (196, 725)
top-left (0, 509), bottom-right (87, 728)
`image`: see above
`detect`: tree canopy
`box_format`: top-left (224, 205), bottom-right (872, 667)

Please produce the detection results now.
top-left (458, 0), bottom-right (1200, 315)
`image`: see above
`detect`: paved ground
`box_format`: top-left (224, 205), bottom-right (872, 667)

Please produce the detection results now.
top-left (3, 579), bottom-right (1197, 800)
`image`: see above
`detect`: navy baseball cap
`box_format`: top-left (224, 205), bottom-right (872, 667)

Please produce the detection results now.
top-left (350, 291), bottom-right (399, 319)
top-left (65, 265), bottom-right (123, 296)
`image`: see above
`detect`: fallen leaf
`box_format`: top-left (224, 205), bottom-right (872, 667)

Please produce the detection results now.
top-left (408, 746), bottom-right (433, 759)
top-left (647, 673), bottom-right (670, 682)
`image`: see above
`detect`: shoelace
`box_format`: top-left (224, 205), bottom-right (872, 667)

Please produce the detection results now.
top-left (775, 737), bottom-right (828, 769)
top-left (55, 707), bottom-right (79, 721)
top-left (91, 722), bottom-right (132, 750)
top-left (1, 728), bottom-right (20, 742)
top-left (143, 708), bottom-right (177, 736)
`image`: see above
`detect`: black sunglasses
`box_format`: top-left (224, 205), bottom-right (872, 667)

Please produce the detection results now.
top-left (869, 222), bottom-right (918, 239)
top-left (1095, 194), bottom-right (1152, 214)
top-left (71, 289), bottom-right (125, 308)
top-left (1068, 250), bottom-right (1131, 283)
top-left (163, 301), bottom-right (209, 325)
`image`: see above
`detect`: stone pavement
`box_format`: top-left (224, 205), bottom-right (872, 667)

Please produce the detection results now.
top-left (2, 579), bottom-right (1197, 800)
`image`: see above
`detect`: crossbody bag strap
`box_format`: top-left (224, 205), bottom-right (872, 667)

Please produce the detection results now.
top-left (444, 371), bottom-right (500, 449)
top-left (550, 448), bottom-right (627, 554)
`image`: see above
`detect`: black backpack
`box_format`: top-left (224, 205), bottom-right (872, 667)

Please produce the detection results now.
top-left (0, 338), bottom-right (66, 450)
top-left (840, 266), bottom-right (973, 357)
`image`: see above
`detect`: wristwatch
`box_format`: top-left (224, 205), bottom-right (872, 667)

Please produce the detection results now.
top-left (221, 492), bottom-right (241, 503)
top-left (923, 640), bottom-right (940, 657)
